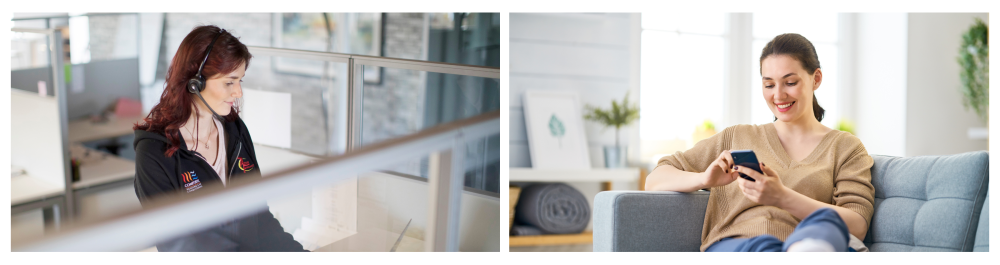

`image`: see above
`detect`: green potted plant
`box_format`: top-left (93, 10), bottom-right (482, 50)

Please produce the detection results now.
top-left (583, 92), bottom-right (640, 168)
top-left (837, 118), bottom-right (856, 135)
top-left (957, 18), bottom-right (988, 126)
top-left (692, 119), bottom-right (717, 145)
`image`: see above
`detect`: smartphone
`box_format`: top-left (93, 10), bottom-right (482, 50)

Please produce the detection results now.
top-left (730, 150), bottom-right (762, 182)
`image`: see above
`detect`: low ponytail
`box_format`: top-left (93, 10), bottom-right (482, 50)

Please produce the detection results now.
top-left (812, 94), bottom-right (824, 122)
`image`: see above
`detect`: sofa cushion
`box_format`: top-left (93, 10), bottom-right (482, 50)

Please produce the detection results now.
top-left (864, 151), bottom-right (989, 252)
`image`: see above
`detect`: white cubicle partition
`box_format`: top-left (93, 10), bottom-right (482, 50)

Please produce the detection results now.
top-left (241, 89), bottom-right (293, 149)
top-left (11, 90), bottom-right (67, 196)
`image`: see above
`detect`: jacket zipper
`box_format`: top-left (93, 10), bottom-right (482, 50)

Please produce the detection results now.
top-left (227, 142), bottom-right (242, 187)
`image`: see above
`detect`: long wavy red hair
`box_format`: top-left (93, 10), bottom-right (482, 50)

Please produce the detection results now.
top-left (134, 25), bottom-right (252, 157)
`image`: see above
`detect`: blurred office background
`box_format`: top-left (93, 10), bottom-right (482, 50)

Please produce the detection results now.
top-left (11, 12), bottom-right (500, 251)
top-left (509, 13), bottom-right (988, 251)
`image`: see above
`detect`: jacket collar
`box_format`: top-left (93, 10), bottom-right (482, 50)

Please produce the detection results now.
top-left (133, 117), bottom-right (245, 155)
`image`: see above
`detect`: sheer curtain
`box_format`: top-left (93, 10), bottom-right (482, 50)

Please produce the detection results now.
top-left (639, 12), bottom-right (726, 142)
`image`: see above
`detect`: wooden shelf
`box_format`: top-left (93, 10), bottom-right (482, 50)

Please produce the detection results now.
top-left (509, 168), bottom-right (639, 182)
top-left (509, 231), bottom-right (593, 246)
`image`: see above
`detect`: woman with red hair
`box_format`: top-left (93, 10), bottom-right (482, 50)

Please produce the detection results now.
top-left (133, 25), bottom-right (305, 251)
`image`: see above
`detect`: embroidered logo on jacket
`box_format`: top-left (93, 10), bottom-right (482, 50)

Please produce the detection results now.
top-left (237, 157), bottom-right (255, 173)
top-left (182, 171), bottom-right (202, 193)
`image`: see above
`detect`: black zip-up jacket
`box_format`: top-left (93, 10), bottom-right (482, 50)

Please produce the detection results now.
top-left (133, 117), bottom-right (306, 251)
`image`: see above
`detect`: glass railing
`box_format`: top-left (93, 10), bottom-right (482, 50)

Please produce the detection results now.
top-left (360, 65), bottom-right (500, 192)
top-left (241, 53), bottom-right (350, 156)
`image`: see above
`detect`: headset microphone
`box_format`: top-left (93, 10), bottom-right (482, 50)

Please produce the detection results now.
top-left (187, 29), bottom-right (226, 121)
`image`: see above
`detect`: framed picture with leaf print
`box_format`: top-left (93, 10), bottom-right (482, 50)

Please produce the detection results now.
top-left (522, 90), bottom-right (592, 169)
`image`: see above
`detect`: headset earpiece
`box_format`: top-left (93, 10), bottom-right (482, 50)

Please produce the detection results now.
top-left (187, 77), bottom-right (204, 94)
top-left (189, 29), bottom-right (225, 94)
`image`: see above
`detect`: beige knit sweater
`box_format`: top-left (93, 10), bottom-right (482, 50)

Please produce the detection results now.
top-left (656, 123), bottom-right (875, 252)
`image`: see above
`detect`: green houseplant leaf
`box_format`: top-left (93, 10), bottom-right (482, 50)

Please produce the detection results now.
top-left (957, 18), bottom-right (989, 125)
top-left (583, 92), bottom-right (640, 149)
top-left (837, 118), bottom-right (856, 135)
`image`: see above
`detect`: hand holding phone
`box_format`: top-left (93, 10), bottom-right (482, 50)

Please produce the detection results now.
top-left (730, 150), bottom-right (762, 182)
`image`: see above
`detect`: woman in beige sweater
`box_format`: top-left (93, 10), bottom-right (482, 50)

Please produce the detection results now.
top-left (645, 33), bottom-right (874, 252)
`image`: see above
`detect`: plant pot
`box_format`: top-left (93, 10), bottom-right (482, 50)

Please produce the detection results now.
top-left (604, 146), bottom-right (627, 168)
top-left (692, 128), bottom-right (717, 145)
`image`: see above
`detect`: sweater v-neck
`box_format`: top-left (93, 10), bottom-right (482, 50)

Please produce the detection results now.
top-left (763, 123), bottom-right (838, 168)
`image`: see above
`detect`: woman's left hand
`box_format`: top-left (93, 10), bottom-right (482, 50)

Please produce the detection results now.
top-left (733, 163), bottom-right (789, 207)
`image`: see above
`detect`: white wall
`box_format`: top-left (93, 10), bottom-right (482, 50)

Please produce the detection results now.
top-left (851, 13), bottom-right (988, 157)
top-left (853, 13), bottom-right (908, 157)
top-left (138, 13), bottom-right (163, 88)
top-left (509, 13), bottom-right (642, 168)
top-left (904, 13), bottom-right (989, 157)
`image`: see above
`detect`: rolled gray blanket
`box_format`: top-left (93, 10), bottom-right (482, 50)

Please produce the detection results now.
top-left (513, 183), bottom-right (590, 234)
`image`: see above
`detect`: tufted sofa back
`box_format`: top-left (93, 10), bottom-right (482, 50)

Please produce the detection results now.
top-left (864, 151), bottom-right (989, 251)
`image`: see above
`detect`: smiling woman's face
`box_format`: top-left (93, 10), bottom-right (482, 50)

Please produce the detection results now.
top-left (760, 54), bottom-right (822, 123)
top-left (198, 65), bottom-right (246, 116)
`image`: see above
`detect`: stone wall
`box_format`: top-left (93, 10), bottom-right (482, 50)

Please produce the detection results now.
top-left (361, 13), bottom-right (426, 146)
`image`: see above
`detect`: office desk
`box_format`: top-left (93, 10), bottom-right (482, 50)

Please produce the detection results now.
top-left (67, 115), bottom-right (143, 143)
top-left (69, 144), bottom-right (137, 218)
top-left (11, 175), bottom-right (65, 207)
top-left (11, 174), bottom-right (65, 231)
top-left (70, 144), bottom-right (135, 190)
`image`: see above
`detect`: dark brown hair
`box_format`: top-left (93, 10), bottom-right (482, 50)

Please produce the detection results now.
top-left (760, 33), bottom-right (825, 122)
top-left (134, 25), bottom-right (252, 157)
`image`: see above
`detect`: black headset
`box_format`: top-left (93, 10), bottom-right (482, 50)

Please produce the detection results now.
top-left (187, 29), bottom-right (226, 121)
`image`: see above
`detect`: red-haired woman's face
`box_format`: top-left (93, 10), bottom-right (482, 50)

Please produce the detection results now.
top-left (760, 54), bottom-right (822, 123)
top-left (199, 65), bottom-right (245, 115)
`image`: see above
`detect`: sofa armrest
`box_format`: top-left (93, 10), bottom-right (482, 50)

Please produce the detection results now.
top-left (593, 191), bottom-right (709, 252)
top-left (974, 192), bottom-right (989, 252)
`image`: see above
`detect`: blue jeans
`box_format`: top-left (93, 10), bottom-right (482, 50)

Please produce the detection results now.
top-left (705, 208), bottom-right (850, 252)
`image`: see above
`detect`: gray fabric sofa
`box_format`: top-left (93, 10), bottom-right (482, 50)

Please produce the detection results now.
top-left (594, 151), bottom-right (989, 252)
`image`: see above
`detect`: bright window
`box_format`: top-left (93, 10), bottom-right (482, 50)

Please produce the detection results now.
top-left (640, 13), bottom-right (726, 141)
top-left (750, 13), bottom-right (840, 128)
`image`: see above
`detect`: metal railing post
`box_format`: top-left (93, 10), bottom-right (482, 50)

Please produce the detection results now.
top-left (50, 28), bottom-right (73, 220)
top-left (346, 58), bottom-right (364, 151)
top-left (425, 132), bottom-right (465, 251)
